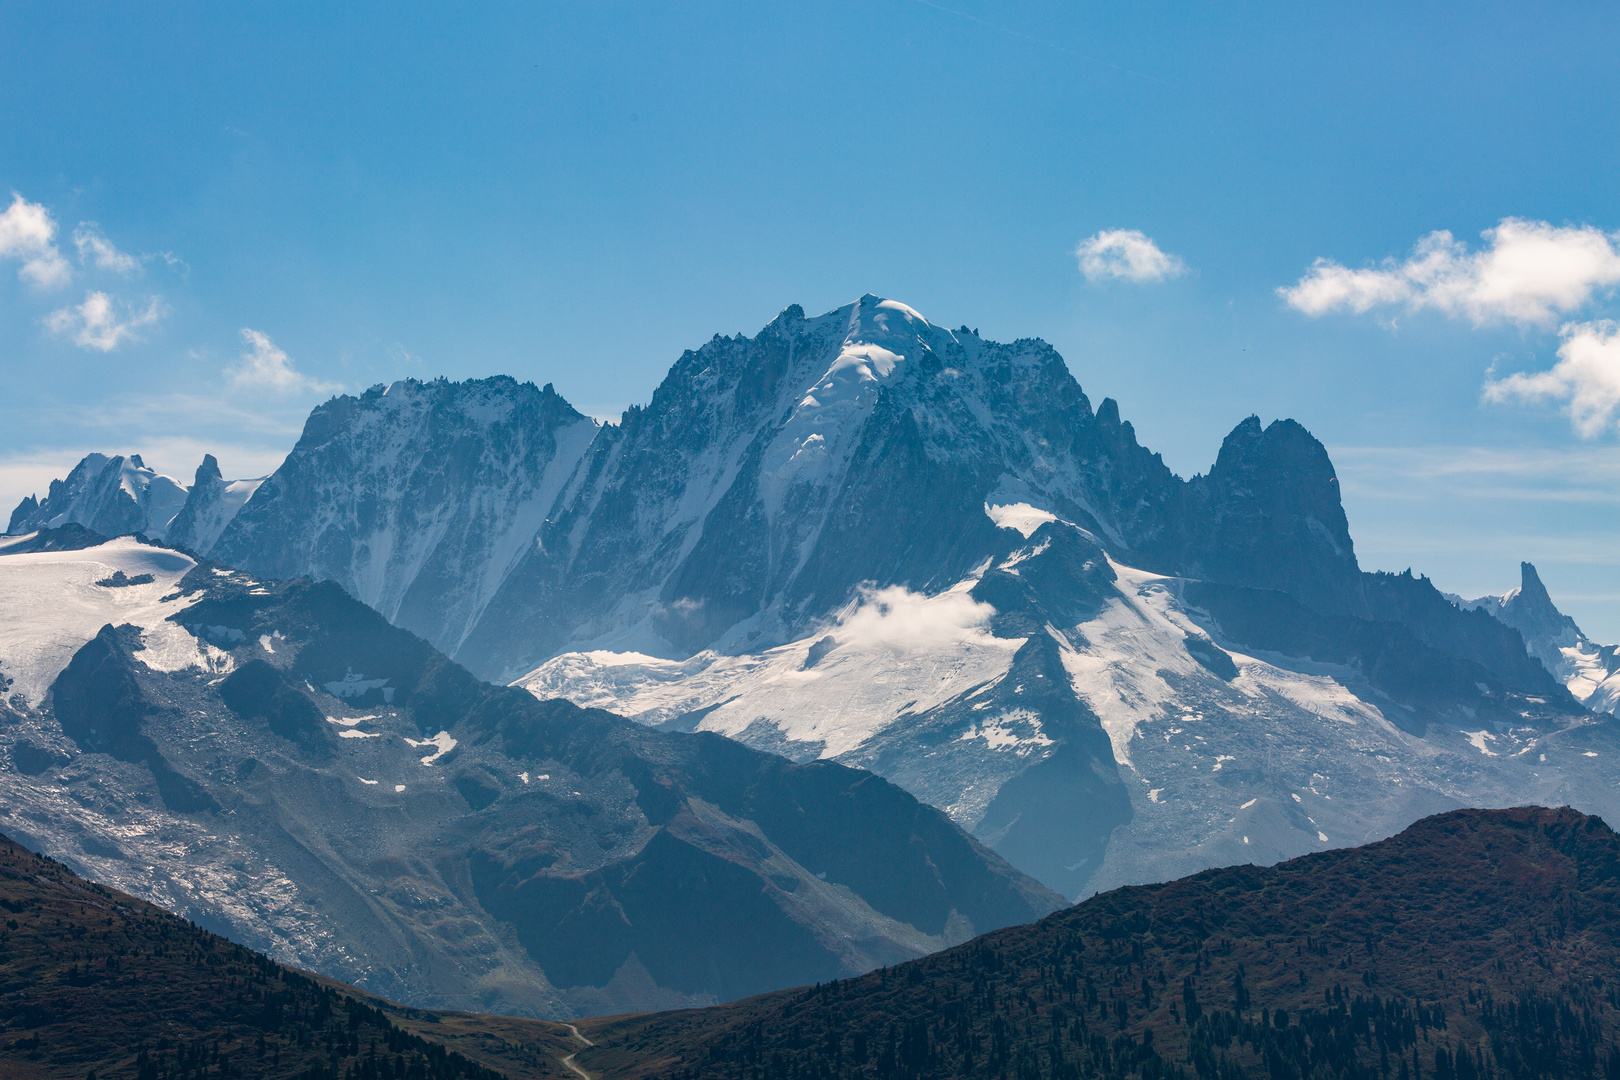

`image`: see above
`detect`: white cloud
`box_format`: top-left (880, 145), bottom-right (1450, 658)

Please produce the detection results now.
top-left (227, 329), bottom-right (342, 394)
top-left (832, 584), bottom-right (997, 653)
top-left (1281, 219), bottom-right (1620, 328)
top-left (72, 223), bottom-right (142, 276)
top-left (45, 290), bottom-right (165, 351)
top-left (1484, 321), bottom-right (1620, 438)
top-left (1076, 229), bottom-right (1187, 283)
top-left (0, 193), bottom-right (71, 288)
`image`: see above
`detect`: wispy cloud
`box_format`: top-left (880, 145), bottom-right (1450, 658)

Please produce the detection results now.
top-left (1076, 229), bottom-right (1187, 283)
top-left (227, 329), bottom-right (343, 395)
top-left (72, 223), bottom-right (143, 276)
top-left (1280, 219), bottom-right (1620, 328)
top-left (0, 193), bottom-right (71, 288)
top-left (40, 390), bottom-right (309, 440)
top-left (1331, 444), bottom-right (1620, 505)
top-left (45, 290), bottom-right (165, 351)
top-left (1483, 321), bottom-right (1620, 438)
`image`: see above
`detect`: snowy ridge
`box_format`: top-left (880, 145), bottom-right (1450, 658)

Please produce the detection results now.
top-left (7, 451), bottom-right (265, 554)
top-left (520, 580), bottom-right (1024, 761)
top-left (525, 508), bottom-right (1613, 900)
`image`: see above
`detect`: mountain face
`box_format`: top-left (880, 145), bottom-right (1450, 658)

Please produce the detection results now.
top-left (572, 806), bottom-right (1620, 1080)
top-left (1460, 562), bottom-right (1620, 716)
top-left (462, 298), bottom-right (1376, 679)
top-left (164, 453), bottom-right (266, 555)
top-left (0, 532), bottom-right (1061, 1020)
top-left (210, 376), bottom-right (600, 661)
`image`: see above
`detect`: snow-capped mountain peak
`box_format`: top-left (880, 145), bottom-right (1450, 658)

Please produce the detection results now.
top-left (7, 452), bottom-right (265, 551)
top-left (1460, 562), bottom-right (1620, 714)
top-left (8, 452), bottom-right (189, 540)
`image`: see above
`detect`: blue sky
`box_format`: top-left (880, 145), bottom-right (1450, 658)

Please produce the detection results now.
top-left (3, 2), bottom-right (1618, 637)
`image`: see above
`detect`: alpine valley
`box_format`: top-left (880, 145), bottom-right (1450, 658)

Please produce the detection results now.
top-left (3, 296), bottom-right (1618, 1020)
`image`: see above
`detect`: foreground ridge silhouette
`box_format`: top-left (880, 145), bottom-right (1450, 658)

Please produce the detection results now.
top-left (0, 831), bottom-right (580, 1079)
top-left (7, 807), bottom-right (1620, 1080)
top-left (571, 807), bottom-right (1620, 1080)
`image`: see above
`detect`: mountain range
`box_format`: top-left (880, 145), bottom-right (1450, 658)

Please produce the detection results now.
top-left (4, 295), bottom-right (1619, 1017)
top-left (7, 805), bottom-right (1620, 1080)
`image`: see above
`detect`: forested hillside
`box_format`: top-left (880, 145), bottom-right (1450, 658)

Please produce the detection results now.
top-left (575, 807), bottom-right (1620, 1080)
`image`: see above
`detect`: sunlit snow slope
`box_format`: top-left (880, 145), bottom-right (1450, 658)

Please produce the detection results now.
top-left (0, 534), bottom-right (226, 704)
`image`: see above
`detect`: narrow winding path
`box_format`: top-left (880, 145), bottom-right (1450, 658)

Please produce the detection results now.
top-left (560, 1022), bottom-right (595, 1080)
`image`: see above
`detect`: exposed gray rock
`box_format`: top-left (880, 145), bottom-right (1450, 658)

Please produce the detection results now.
top-left (211, 376), bottom-right (598, 661)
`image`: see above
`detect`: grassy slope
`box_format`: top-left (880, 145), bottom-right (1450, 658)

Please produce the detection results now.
top-left (574, 807), bottom-right (1620, 1080)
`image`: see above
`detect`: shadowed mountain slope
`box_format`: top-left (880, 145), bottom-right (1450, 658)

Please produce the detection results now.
top-left (0, 830), bottom-right (587, 1080)
top-left (0, 537), bottom-right (1062, 1019)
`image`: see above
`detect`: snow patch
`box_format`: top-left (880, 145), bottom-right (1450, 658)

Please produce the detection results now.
top-left (404, 731), bottom-right (456, 765)
top-left (324, 671), bottom-right (394, 703)
top-left (985, 502), bottom-right (1058, 538)
top-left (325, 714), bottom-right (382, 728)
top-left (957, 710), bottom-right (1054, 754)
